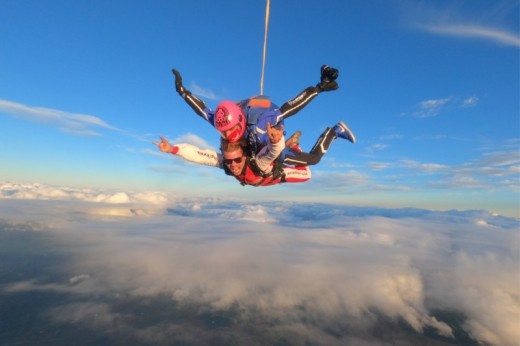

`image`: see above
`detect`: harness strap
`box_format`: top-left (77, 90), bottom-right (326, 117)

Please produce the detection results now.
top-left (248, 154), bottom-right (286, 182)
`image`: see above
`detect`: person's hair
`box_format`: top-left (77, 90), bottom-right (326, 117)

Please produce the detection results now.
top-left (220, 137), bottom-right (246, 154)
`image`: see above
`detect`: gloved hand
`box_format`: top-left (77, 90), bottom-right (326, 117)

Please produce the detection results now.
top-left (317, 65), bottom-right (339, 92)
top-left (172, 68), bottom-right (186, 96)
top-left (320, 65), bottom-right (339, 83)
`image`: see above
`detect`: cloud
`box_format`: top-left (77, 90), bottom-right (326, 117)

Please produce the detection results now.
top-left (412, 98), bottom-right (451, 118)
top-left (0, 181), bottom-right (168, 206)
top-left (171, 133), bottom-right (216, 150)
top-left (431, 174), bottom-right (484, 189)
top-left (433, 149), bottom-right (520, 190)
top-left (367, 143), bottom-right (389, 152)
top-left (310, 170), bottom-right (370, 190)
top-left (374, 184), bottom-right (412, 191)
top-left (420, 24), bottom-right (520, 48)
top-left (0, 198), bottom-right (518, 345)
top-left (69, 274), bottom-right (91, 285)
top-left (191, 82), bottom-right (220, 100)
top-left (472, 150), bottom-right (520, 169)
top-left (461, 95), bottom-right (479, 108)
top-left (406, 1), bottom-right (520, 48)
top-left (402, 96), bottom-right (482, 118)
top-left (370, 147), bottom-right (519, 193)
top-left (362, 150), bottom-right (519, 195)
top-left (367, 162), bottom-right (393, 171)
top-left (0, 99), bottom-right (119, 136)
top-left (399, 159), bottom-right (449, 173)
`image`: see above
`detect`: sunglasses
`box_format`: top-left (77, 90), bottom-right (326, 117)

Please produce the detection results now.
top-left (223, 157), bottom-right (243, 165)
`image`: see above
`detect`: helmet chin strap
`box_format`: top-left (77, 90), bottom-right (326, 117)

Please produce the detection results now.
top-left (222, 124), bottom-right (244, 143)
top-left (226, 128), bottom-right (242, 142)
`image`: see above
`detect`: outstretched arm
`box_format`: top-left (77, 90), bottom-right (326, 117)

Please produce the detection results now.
top-left (279, 65), bottom-right (339, 120)
top-left (172, 69), bottom-right (213, 123)
top-left (153, 136), bottom-right (223, 168)
top-left (279, 86), bottom-right (319, 120)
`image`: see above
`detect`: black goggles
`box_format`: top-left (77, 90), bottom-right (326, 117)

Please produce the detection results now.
top-left (223, 157), bottom-right (243, 165)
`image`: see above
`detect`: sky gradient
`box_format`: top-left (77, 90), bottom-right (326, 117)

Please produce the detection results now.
top-left (0, 3), bottom-right (519, 343)
top-left (0, 0), bottom-right (519, 216)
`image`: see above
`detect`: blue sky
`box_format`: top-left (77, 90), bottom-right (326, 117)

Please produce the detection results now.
top-left (0, 0), bottom-right (519, 216)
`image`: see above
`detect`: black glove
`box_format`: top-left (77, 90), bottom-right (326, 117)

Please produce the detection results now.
top-left (172, 68), bottom-right (186, 96)
top-left (317, 65), bottom-right (339, 92)
top-left (320, 65), bottom-right (339, 84)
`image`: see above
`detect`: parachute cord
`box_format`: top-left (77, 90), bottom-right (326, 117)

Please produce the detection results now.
top-left (260, 0), bottom-right (270, 95)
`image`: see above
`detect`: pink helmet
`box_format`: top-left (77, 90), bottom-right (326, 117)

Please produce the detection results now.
top-left (214, 101), bottom-right (246, 142)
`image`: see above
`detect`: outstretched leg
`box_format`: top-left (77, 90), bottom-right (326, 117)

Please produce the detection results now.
top-left (172, 69), bottom-right (210, 121)
top-left (283, 121), bottom-right (355, 166)
top-left (284, 127), bottom-right (336, 166)
top-left (279, 65), bottom-right (340, 120)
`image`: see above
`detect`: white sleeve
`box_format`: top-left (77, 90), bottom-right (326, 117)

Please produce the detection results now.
top-left (254, 136), bottom-right (285, 173)
top-left (173, 143), bottom-right (224, 169)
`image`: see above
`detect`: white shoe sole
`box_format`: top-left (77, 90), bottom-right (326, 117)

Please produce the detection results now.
top-left (337, 121), bottom-right (356, 143)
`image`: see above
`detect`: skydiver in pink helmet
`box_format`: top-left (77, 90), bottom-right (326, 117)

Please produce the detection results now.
top-left (171, 65), bottom-right (341, 148)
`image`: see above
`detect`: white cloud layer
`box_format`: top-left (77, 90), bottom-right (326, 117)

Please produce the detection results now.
top-left (0, 181), bottom-right (167, 206)
top-left (0, 183), bottom-right (518, 345)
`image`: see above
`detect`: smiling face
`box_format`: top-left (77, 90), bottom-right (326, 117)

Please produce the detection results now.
top-left (223, 147), bottom-right (246, 176)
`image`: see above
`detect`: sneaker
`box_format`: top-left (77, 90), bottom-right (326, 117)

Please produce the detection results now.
top-left (333, 122), bottom-right (356, 143)
top-left (285, 131), bottom-right (302, 149)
